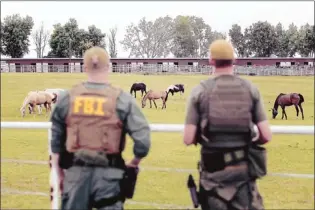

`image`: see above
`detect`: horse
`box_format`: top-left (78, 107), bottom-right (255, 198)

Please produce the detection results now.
top-left (166, 84), bottom-right (185, 96)
top-left (130, 82), bottom-right (147, 98)
top-left (271, 93), bottom-right (305, 120)
top-left (141, 90), bottom-right (169, 109)
top-left (28, 90), bottom-right (58, 114)
top-left (20, 91), bottom-right (57, 117)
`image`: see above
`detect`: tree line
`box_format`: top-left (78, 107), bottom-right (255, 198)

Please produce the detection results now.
top-left (1, 14), bottom-right (314, 58)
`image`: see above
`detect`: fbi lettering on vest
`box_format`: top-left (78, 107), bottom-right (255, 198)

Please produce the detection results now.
top-left (72, 96), bottom-right (109, 116)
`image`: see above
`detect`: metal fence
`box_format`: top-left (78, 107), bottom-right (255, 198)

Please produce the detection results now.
top-left (1, 63), bottom-right (314, 76)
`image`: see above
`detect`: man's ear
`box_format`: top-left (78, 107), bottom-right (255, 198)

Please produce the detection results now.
top-left (209, 58), bottom-right (215, 65)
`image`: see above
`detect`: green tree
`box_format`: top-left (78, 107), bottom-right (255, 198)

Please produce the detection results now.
top-left (171, 15), bottom-right (197, 57)
top-left (297, 24), bottom-right (315, 57)
top-left (245, 21), bottom-right (277, 57)
top-left (1, 14), bottom-right (34, 58)
top-left (48, 18), bottom-right (81, 58)
top-left (48, 18), bottom-right (106, 57)
top-left (229, 24), bottom-right (246, 57)
top-left (286, 23), bottom-right (299, 57)
top-left (273, 23), bottom-right (289, 57)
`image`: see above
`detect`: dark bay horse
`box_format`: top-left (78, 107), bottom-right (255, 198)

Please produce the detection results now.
top-left (166, 84), bottom-right (185, 96)
top-left (272, 93), bottom-right (305, 120)
top-left (141, 90), bottom-right (169, 109)
top-left (130, 82), bottom-right (147, 98)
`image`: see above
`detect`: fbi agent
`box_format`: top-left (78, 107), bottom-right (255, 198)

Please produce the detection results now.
top-left (184, 40), bottom-right (272, 210)
top-left (50, 46), bottom-right (151, 209)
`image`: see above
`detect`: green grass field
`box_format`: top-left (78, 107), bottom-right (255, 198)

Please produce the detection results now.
top-left (1, 73), bottom-right (314, 209)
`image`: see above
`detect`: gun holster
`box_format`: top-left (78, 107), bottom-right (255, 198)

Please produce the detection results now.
top-left (187, 174), bottom-right (200, 208)
top-left (120, 166), bottom-right (139, 199)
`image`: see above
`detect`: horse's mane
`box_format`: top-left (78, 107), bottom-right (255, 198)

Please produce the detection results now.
top-left (20, 95), bottom-right (31, 111)
top-left (142, 90), bottom-right (151, 101)
top-left (273, 93), bottom-right (285, 109)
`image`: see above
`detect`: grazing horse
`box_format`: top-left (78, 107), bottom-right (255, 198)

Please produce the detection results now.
top-left (272, 93), bottom-right (305, 120)
top-left (20, 91), bottom-right (56, 117)
top-left (166, 84), bottom-right (185, 96)
top-left (130, 82), bottom-right (147, 98)
top-left (141, 90), bottom-right (169, 109)
top-left (28, 92), bottom-right (57, 114)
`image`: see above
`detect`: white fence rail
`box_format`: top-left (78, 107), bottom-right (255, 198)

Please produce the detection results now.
top-left (1, 122), bottom-right (314, 134)
top-left (1, 122), bottom-right (314, 209)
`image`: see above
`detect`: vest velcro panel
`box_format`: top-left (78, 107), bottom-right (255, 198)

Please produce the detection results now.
top-left (201, 75), bottom-right (253, 149)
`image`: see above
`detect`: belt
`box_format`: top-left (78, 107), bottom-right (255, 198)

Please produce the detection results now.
top-left (201, 149), bottom-right (247, 173)
top-left (73, 155), bottom-right (125, 168)
top-left (224, 163), bottom-right (247, 170)
top-left (92, 194), bottom-right (125, 208)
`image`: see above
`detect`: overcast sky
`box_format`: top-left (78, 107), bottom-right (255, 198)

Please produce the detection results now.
top-left (1, 1), bottom-right (314, 58)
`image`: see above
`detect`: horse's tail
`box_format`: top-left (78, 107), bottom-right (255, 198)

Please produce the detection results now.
top-left (130, 84), bottom-right (134, 94)
top-left (143, 84), bottom-right (147, 93)
top-left (298, 93), bottom-right (305, 104)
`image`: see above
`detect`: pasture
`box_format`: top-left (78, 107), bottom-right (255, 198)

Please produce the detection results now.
top-left (1, 73), bottom-right (314, 209)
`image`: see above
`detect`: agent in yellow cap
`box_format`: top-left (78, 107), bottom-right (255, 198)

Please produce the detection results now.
top-left (183, 40), bottom-right (272, 210)
top-left (50, 46), bottom-right (151, 209)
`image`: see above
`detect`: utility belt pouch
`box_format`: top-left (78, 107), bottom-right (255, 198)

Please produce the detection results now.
top-left (74, 149), bottom-right (109, 167)
top-left (201, 152), bottom-right (226, 173)
top-left (121, 166), bottom-right (139, 199)
top-left (248, 143), bottom-right (267, 179)
top-left (201, 149), bottom-right (247, 173)
top-left (59, 150), bottom-right (74, 169)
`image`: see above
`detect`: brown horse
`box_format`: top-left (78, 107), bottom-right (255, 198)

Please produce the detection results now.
top-left (141, 90), bottom-right (169, 109)
top-left (272, 93), bottom-right (305, 120)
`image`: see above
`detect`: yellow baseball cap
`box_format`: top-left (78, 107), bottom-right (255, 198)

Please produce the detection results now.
top-left (83, 46), bottom-right (110, 71)
top-left (209, 39), bottom-right (235, 60)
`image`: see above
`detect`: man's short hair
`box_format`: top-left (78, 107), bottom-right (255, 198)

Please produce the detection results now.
top-left (209, 39), bottom-right (236, 69)
top-left (83, 47), bottom-right (110, 71)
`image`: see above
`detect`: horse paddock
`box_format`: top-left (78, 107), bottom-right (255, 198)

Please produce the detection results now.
top-left (1, 73), bottom-right (314, 209)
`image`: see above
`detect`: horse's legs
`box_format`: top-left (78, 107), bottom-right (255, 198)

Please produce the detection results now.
top-left (153, 100), bottom-right (157, 109)
top-left (134, 91), bottom-right (136, 98)
top-left (38, 105), bottom-right (42, 115)
top-left (162, 99), bottom-right (166, 109)
top-left (28, 105), bottom-right (33, 114)
top-left (149, 100), bottom-right (152, 108)
top-left (31, 103), bottom-right (36, 117)
top-left (294, 105), bottom-right (299, 119)
top-left (47, 103), bottom-right (52, 116)
top-left (298, 104), bottom-right (304, 120)
top-left (281, 106), bottom-right (285, 120)
top-left (282, 107), bottom-right (288, 120)
top-left (141, 90), bottom-right (144, 96)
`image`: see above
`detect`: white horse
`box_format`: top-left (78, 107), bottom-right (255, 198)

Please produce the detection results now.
top-left (20, 91), bottom-right (57, 117)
